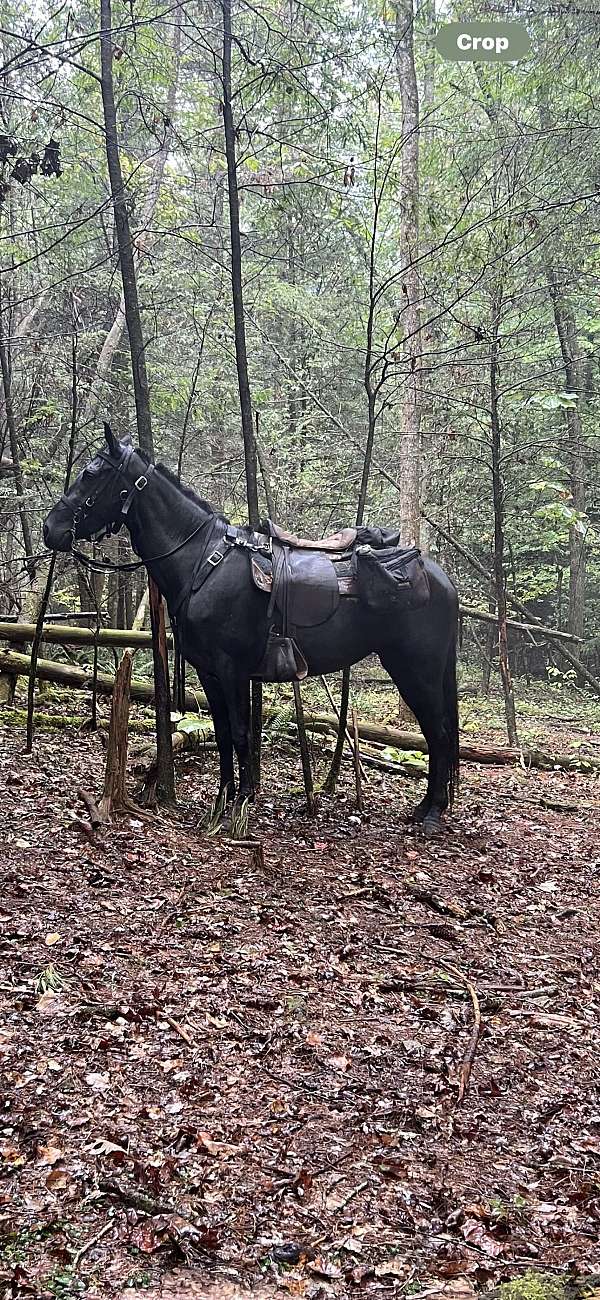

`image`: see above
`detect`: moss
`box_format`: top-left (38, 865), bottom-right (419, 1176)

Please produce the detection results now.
top-left (0, 708), bottom-right (155, 733)
top-left (492, 1273), bottom-right (569, 1300)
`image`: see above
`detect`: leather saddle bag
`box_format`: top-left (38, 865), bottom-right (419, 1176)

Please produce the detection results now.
top-left (255, 630), bottom-right (308, 682)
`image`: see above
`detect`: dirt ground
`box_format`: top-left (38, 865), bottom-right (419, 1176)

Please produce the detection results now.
top-left (2, 700), bottom-right (600, 1299)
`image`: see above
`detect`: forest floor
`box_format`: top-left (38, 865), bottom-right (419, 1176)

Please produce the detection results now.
top-left (2, 679), bottom-right (600, 1300)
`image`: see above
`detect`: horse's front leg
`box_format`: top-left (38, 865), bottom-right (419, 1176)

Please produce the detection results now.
top-left (219, 661), bottom-right (254, 803)
top-left (197, 671), bottom-right (236, 803)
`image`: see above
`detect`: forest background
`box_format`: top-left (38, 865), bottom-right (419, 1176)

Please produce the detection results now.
top-left (1, 0), bottom-right (598, 725)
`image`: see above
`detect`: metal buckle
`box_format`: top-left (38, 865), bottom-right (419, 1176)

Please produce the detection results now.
top-left (134, 475), bottom-right (148, 491)
top-left (207, 548), bottom-right (225, 567)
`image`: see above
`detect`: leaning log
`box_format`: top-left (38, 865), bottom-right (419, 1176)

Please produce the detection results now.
top-left (2, 648), bottom-right (599, 773)
top-left (459, 605), bottom-right (583, 644)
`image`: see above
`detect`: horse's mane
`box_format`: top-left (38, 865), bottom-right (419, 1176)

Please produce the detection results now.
top-left (152, 458), bottom-right (229, 521)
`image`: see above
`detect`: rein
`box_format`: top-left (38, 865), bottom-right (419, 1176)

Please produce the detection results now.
top-left (71, 518), bottom-right (211, 574)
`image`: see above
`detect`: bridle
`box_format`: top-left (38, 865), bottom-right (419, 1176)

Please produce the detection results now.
top-left (60, 446), bottom-right (212, 573)
top-left (59, 445), bottom-right (152, 545)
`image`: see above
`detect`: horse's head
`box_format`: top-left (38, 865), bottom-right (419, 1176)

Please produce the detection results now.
top-left (43, 423), bottom-right (142, 551)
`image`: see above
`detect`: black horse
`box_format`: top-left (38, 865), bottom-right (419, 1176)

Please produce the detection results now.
top-left (43, 427), bottom-right (459, 832)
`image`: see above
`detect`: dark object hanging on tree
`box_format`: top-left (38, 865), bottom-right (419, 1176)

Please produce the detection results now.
top-left (343, 156), bottom-right (356, 187)
top-left (0, 135), bottom-right (17, 165)
top-left (11, 156), bottom-right (35, 185)
top-left (3, 135), bottom-right (61, 189)
top-left (40, 138), bottom-right (62, 177)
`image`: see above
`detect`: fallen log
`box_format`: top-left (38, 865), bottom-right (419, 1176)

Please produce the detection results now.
top-left (137, 724), bottom-right (214, 783)
top-left (143, 713), bottom-right (600, 776)
top-left (0, 648), bottom-right (204, 711)
top-left (0, 620), bottom-right (166, 648)
top-left (1, 613), bottom-right (580, 650)
top-left (2, 648), bottom-right (599, 772)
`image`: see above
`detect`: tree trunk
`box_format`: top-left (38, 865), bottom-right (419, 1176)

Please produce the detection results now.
top-left (0, 293), bottom-right (35, 579)
top-left (84, 14), bottom-right (182, 425)
top-left (221, 0), bottom-right (262, 785)
top-left (394, 0), bottom-right (421, 545)
top-left (0, 291), bottom-right (38, 703)
top-left (490, 288), bottom-right (518, 747)
top-left (0, 622), bottom-right (165, 648)
top-left (100, 651), bottom-right (133, 817)
top-left (99, 0), bottom-right (153, 450)
top-left (147, 576), bottom-right (175, 803)
top-left (221, 0), bottom-right (259, 527)
top-left (99, 0), bottom-right (174, 801)
top-left (547, 267), bottom-right (586, 640)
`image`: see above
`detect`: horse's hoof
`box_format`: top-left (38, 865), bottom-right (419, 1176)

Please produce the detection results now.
top-left (422, 815), bottom-right (442, 838)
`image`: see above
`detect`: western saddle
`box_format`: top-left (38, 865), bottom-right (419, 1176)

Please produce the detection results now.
top-left (268, 521), bottom-right (357, 553)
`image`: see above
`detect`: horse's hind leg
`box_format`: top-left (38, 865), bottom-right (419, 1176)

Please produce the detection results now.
top-left (379, 649), bottom-right (450, 834)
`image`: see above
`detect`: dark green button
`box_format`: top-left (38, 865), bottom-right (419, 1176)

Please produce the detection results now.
top-left (435, 21), bottom-right (532, 61)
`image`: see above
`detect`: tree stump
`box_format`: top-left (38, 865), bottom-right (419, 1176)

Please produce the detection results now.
top-left (99, 650), bottom-right (133, 818)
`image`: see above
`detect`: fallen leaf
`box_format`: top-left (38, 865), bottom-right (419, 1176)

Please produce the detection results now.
top-left (36, 991), bottom-right (66, 1016)
top-left (197, 1132), bottom-right (239, 1157)
top-left (85, 1072), bottom-right (111, 1092)
top-left (46, 1167), bottom-right (68, 1190)
top-left (45, 932), bottom-right (62, 946)
top-left (307, 1256), bottom-right (342, 1280)
top-left (1, 1145), bottom-right (26, 1167)
top-left (462, 1218), bottom-right (505, 1257)
top-left (329, 1053), bottom-right (350, 1072)
top-left (37, 1143), bottom-right (63, 1166)
top-left (375, 1257), bottom-right (406, 1279)
top-left (129, 1221), bottom-right (166, 1255)
top-left (87, 1138), bottom-right (128, 1156)
top-left (436, 1281), bottom-right (478, 1298)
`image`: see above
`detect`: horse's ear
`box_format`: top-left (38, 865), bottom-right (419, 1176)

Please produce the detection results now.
top-left (103, 421), bottom-right (119, 457)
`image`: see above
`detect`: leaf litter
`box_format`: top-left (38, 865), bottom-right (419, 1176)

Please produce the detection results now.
top-left (1, 719), bottom-right (600, 1296)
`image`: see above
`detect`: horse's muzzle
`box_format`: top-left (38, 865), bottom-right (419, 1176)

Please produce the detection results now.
top-left (43, 512), bottom-right (72, 552)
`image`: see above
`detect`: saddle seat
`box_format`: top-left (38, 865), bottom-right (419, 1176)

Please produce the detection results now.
top-left (268, 520), bottom-right (357, 553)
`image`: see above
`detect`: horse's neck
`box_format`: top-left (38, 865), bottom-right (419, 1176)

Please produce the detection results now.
top-left (128, 470), bottom-right (214, 596)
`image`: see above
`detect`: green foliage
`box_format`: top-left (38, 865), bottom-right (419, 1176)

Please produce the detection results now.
top-left (0, 0), bottom-right (598, 658)
top-left (491, 1272), bottom-right (569, 1300)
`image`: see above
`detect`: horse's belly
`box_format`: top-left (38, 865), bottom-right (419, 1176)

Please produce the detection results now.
top-left (294, 605), bottom-right (375, 675)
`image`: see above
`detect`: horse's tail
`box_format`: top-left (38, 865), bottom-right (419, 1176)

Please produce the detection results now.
top-left (444, 611), bottom-right (460, 809)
